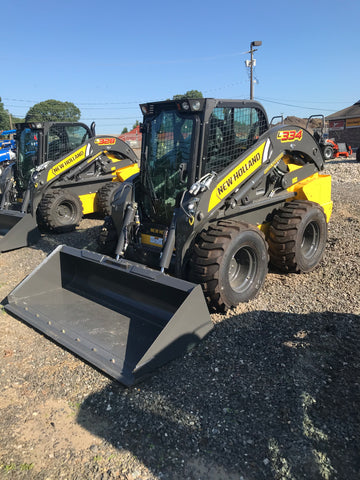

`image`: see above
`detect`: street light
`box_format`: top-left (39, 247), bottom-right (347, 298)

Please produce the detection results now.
top-left (246, 41), bottom-right (262, 100)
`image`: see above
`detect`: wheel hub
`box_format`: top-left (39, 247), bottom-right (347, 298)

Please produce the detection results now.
top-left (56, 202), bottom-right (75, 223)
top-left (301, 221), bottom-right (320, 259)
top-left (229, 247), bottom-right (256, 293)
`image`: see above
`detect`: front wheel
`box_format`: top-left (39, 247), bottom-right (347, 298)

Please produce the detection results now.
top-left (323, 145), bottom-right (333, 160)
top-left (37, 189), bottom-right (83, 233)
top-left (189, 220), bottom-right (269, 311)
top-left (268, 200), bottom-right (327, 273)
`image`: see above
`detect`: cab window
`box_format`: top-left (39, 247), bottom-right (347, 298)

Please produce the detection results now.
top-left (48, 125), bottom-right (90, 162)
top-left (205, 107), bottom-right (267, 173)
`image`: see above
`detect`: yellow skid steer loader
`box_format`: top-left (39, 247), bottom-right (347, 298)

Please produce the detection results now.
top-left (5, 99), bottom-right (332, 385)
top-left (0, 121), bottom-right (139, 252)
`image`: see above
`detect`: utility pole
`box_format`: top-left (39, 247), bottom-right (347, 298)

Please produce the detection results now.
top-left (246, 41), bottom-right (262, 100)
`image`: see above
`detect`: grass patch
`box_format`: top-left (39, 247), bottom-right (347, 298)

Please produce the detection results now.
top-left (1, 462), bottom-right (34, 472)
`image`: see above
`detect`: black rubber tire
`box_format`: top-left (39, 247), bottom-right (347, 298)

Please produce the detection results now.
top-left (323, 145), bottom-right (333, 161)
top-left (189, 220), bottom-right (269, 311)
top-left (268, 200), bottom-right (327, 273)
top-left (37, 189), bottom-right (83, 233)
top-left (356, 149), bottom-right (360, 162)
top-left (97, 182), bottom-right (121, 216)
top-left (97, 216), bottom-right (118, 255)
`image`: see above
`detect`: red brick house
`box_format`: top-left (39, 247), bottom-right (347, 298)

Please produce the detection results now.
top-left (119, 126), bottom-right (142, 150)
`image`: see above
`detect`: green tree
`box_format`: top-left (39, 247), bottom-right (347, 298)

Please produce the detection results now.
top-left (121, 127), bottom-right (128, 134)
top-left (132, 120), bottom-right (139, 129)
top-left (172, 90), bottom-right (203, 100)
top-left (0, 97), bottom-right (11, 130)
top-left (25, 99), bottom-right (81, 122)
top-left (11, 115), bottom-right (24, 125)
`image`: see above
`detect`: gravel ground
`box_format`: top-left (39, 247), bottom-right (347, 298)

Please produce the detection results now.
top-left (0, 156), bottom-right (359, 480)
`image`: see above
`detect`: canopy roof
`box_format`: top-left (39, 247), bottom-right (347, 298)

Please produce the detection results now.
top-left (326, 100), bottom-right (360, 120)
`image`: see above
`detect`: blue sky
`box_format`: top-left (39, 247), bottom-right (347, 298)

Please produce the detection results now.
top-left (2, 0), bottom-right (359, 134)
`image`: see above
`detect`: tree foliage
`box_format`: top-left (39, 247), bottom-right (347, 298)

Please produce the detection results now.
top-left (121, 127), bottom-right (128, 134)
top-left (12, 116), bottom-right (24, 125)
top-left (25, 99), bottom-right (81, 122)
top-left (172, 90), bottom-right (203, 100)
top-left (0, 97), bottom-right (11, 130)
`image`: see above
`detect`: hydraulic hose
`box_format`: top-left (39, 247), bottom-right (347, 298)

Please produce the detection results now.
top-left (160, 214), bottom-right (176, 273)
top-left (115, 203), bottom-right (137, 260)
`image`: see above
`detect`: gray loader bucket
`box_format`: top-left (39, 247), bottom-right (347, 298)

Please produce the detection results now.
top-left (5, 245), bottom-right (213, 386)
top-left (0, 210), bottom-right (40, 252)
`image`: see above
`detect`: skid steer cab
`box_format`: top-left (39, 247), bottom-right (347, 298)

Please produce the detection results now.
top-left (0, 121), bottom-right (139, 252)
top-left (5, 99), bottom-right (332, 386)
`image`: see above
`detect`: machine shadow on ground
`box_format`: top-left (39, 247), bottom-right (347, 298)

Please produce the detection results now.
top-left (33, 219), bottom-right (103, 255)
top-left (77, 310), bottom-right (360, 480)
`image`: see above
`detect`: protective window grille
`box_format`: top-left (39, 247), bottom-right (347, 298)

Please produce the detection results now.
top-left (205, 107), bottom-right (267, 173)
top-left (48, 125), bottom-right (89, 162)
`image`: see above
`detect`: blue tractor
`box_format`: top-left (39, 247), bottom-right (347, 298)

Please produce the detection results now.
top-left (0, 129), bottom-right (16, 175)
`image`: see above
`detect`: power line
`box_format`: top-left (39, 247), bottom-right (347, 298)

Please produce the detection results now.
top-left (256, 97), bottom-right (336, 112)
top-left (3, 92), bottom-right (345, 122)
top-left (4, 104), bottom-right (140, 111)
top-left (81, 117), bottom-right (140, 121)
top-left (2, 97), bottom-right (141, 105)
top-left (4, 94), bottom-right (350, 110)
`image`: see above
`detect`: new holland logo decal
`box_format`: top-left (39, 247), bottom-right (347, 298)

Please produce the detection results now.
top-left (47, 145), bottom-right (87, 181)
top-left (208, 142), bottom-right (265, 212)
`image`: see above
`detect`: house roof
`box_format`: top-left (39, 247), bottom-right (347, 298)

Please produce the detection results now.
top-left (119, 125), bottom-right (141, 142)
top-left (326, 100), bottom-right (360, 120)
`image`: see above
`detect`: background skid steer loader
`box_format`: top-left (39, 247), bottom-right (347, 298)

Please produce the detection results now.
top-left (5, 98), bottom-right (332, 385)
top-left (0, 121), bottom-right (139, 252)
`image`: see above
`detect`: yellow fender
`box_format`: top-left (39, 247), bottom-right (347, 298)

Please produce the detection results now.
top-left (287, 172), bottom-right (333, 222)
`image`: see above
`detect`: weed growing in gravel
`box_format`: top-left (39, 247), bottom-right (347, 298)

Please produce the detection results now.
top-left (68, 400), bottom-right (81, 413)
top-left (20, 463), bottom-right (34, 471)
top-left (2, 463), bottom-right (16, 472)
top-left (1, 462), bottom-right (34, 472)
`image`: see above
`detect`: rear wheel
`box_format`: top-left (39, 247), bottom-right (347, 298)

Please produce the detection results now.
top-left (37, 189), bottom-right (83, 233)
top-left (189, 220), bottom-right (269, 311)
top-left (97, 182), bottom-right (121, 216)
top-left (268, 200), bottom-right (327, 273)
